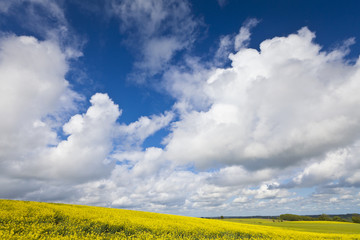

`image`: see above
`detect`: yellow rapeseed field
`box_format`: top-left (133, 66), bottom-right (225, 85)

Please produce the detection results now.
top-left (0, 199), bottom-right (359, 239)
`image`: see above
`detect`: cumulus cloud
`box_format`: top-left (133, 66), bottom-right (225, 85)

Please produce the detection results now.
top-left (0, 34), bottom-right (80, 174)
top-left (36, 93), bottom-right (121, 182)
top-left (0, 30), bottom-right (176, 206)
top-left (0, 32), bottom-right (121, 183)
top-left (162, 57), bottom-right (213, 112)
top-left (288, 144), bottom-right (360, 188)
top-left (164, 27), bottom-right (360, 173)
top-left (75, 147), bottom-right (209, 214)
top-left (291, 149), bottom-right (349, 187)
top-left (0, 34), bottom-right (176, 206)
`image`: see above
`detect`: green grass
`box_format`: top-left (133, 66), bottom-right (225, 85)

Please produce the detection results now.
top-left (222, 218), bottom-right (360, 234)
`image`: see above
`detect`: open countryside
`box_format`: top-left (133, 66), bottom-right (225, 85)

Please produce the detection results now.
top-left (2, 1), bottom-right (360, 239)
top-left (1, 200), bottom-right (359, 239)
top-left (222, 218), bottom-right (360, 234)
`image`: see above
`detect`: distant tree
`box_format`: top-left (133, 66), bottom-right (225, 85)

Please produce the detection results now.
top-left (352, 214), bottom-right (360, 223)
top-left (280, 214), bottom-right (301, 221)
top-left (318, 214), bottom-right (331, 221)
top-left (280, 214), bottom-right (315, 221)
top-left (220, 216), bottom-right (224, 220)
top-left (301, 216), bottom-right (314, 221)
top-left (332, 216), bottom-right (345, 222)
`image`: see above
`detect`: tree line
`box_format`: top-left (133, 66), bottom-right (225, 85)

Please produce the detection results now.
top-left (279, 213), bottom-right (360, 223)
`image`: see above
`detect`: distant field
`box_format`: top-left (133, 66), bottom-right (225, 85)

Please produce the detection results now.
top-left (1, 199), bottom-right (360, 239)
top-left (222, 218), bottom-right (360, 234)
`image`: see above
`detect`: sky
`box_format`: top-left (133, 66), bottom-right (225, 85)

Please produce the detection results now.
top-left (1, 0), bottom-right (360, 217)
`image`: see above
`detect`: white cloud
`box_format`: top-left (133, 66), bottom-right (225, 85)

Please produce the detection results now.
top-left (208, 166), bottom-right (275, 187)
top-left (162, 57), bottom-right (213, 112)
top-left (36, 93), bottom-right (121, 182)
top-left (139, 37), bottom-right (184, 74)
top-left (164, 27), bottom-right (360, 172)
top-left (0, 34), bottom-right (177, 202)
top-left (117, 111), bottom-right (174, 150)
top-left (110, 0), bottom-right (202, 81)
top-left (190, 184), bottom-right (234, 208)
top-left (347, 172), bottom-right (360, 185)
top-left (214, 35), bottom-right (233, 65)
top-left (287, 142), bottom-right (360, 188)
top-left (0, 34), bottom-right (118, 186)
top-left (234, 18), bottom-right (260, 51)
top-left (233, 196), bottom-right (248, 203)
top-left (292, 149), bottom-right (349, 187)
top-left (0, 0), bottom-right (82, 61)
top-left (0, 35), bottom-right (68, 127)
top-left (76, 148), bottom-right (209, 214)
top-left (0, 35), bottom-right (80, 175)
top-left (0, 34), bottom-right (121, 183)
top-left (242, 183), bottom-right (292, 199)
top-left (213, 19), bottom-right (260, 67)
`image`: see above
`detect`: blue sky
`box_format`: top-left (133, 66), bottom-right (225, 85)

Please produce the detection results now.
top-left (1, 0), bottom-right (360, 217)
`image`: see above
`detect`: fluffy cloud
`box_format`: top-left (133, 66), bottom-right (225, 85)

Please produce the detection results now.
top-left (0, 35), bottom-right (79, 175)
top-left (242, 183), bottom-right (292, 199)
top-left (117, 111), bottom-right (174, 150)
top-left (208, 166), bottom-right (275, 187)
top-left (0, 33), bottom-right (177, 206)
top-left (213, 18), bottom-right (259, 67)
top-left (0, 32), bottom-right (122, 183)
top-left (75, 147), bottom-right (209, 214)
top-left (289, 144), bottom-right (360, 188)
top-left (162, 57), bottom-right (213, 111)
top-left (291, 149), bottom-right (349, 187)
top-left (0, 34), bottom-right (177, 208)
top-left (0, 35), bottom-right (69, 129)
top-left (36, 93), bottom-right (121, 182)
top-left (164, 27), bottom-right (360, 172)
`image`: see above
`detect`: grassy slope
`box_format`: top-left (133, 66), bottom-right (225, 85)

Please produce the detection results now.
top-left (223, 218), bottom-right (360, 234)
top-left (1, 199), bottom-right (360, 239)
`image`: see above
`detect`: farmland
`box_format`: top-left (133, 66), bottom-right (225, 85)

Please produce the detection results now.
top-left (0, 199), bottom-right (359, 239)
top-left (222, 218), bottom-right (360, 234)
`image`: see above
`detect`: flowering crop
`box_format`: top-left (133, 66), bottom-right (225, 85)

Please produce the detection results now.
top-left (0, 199), bottom-right (359, 239)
